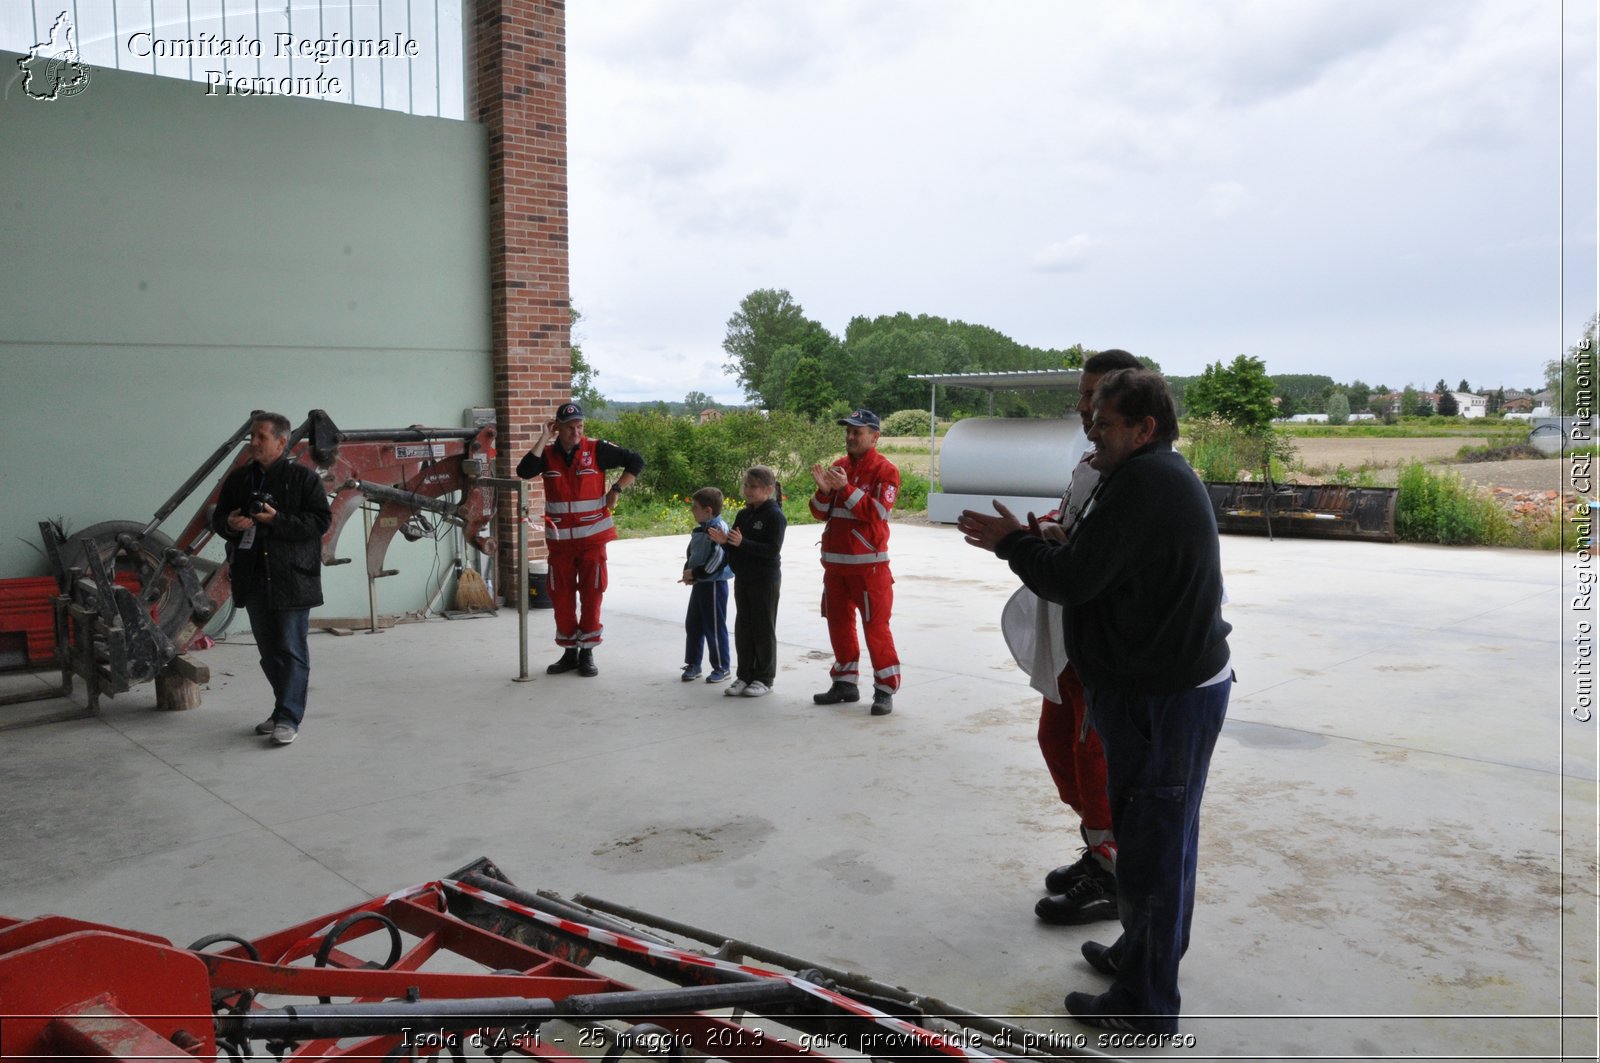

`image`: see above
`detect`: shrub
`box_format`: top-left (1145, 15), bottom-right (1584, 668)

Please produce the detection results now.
top-left (881, 408), bottom-right (934, 436)
top-left (1180, 417), bottom-right (1297, 482)
top-left (604, 410), bottom-right (839, 504)
top-left (896, 471), bottom-right (929, 512)
top-left (1394, 462), bottom-right (1516, 546)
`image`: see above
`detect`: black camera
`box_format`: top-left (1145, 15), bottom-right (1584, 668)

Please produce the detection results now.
top-left (248, 491), bottom-right (276, 516)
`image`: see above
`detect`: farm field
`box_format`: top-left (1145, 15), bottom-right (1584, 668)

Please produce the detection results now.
top-left (878, 434), bottom-right (1563, 493)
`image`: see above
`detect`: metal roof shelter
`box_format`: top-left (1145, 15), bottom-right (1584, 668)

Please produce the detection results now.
top-left (907, 369), bottom-right (1084, 523)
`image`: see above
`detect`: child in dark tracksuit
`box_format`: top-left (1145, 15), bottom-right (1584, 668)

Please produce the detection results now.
top-left (708, 466), bottom-right (786, 698)
top-left (681, 487), bottom-right (733, 683)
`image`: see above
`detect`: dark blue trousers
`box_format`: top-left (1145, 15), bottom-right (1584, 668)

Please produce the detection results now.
top-left (684, 580), bottom-right (730, 672)
top-left (1085, 679), bottom-right (1230, 1022)
top-left (245, 600), bottom-right (311, 729)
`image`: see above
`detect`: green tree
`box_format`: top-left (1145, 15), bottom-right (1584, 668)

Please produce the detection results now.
top-left (1546, 313), bottom-right (1598, 415)
top-left (570, 308), bottom-right (605, 412)
top-left (1437, 390), bottom-right (1460, 417)
top-left (1489, 387), bottom-right (1505, 415)
top-left (1271, 373), bottom-right (1337, 414)
top-left (723, 289), bottom-right (830, 406)
top-left (784, 356), bottom-right (837, 419)
top-left (1186, 355), bottom-right (1277, 433)
top-left (1325, 392), bottom-right (1350, 425)
top-left (1400, 386), bottom-right (1421, 416)
top-left (1458, 378), bottom-right (1472, 393)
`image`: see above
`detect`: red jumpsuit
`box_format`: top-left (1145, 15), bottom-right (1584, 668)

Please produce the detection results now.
top-left (810, 449), bottom-right (901, 695)
top-left (538, 437), bottom-right (618, 649)
top-left (1038, 454), bottom-right (1115, 854)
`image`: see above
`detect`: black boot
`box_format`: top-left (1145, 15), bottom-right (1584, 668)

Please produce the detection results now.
top-left (547, 649), bottom-right (579, 675)
top-left (577, 649), bottom-right (598, 677)
top-left (813, 682), bottom-right (860, 705)
top-left (870, 691), bottom-right (893, 716)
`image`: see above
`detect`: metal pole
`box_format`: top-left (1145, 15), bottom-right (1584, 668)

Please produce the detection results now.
top-left (364, 505), bottom-right (380, 634)
top-left (928, 382), bottom-right (938, 491)
top-left (514, 481), bottom-right (533, 682)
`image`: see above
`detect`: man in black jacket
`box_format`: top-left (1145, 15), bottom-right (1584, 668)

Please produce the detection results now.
top-left (211, 412), bottom-right (332, 746)
top-left (959, 369), bottom-right (1232, 1035)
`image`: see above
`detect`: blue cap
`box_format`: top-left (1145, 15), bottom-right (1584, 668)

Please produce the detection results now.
top-left (837, 408), bottom-right (880, 430)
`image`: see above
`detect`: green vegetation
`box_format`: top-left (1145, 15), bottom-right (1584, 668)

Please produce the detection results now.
top-left (1184, 355), bottom-right (1278, 433)
top-left (615, 489), bottom-right (820, 539)
top-left (1545, 313), bottom-right (1597, 416)
top-left (1180, 415), bottom-right (1297, 482)
top-left (881, 408), bottom-right (935, 436)
top-left (598, 408), bottom-right (930, 537)
top-left (1392, 462), bottom-right (1560, 548)
top-left (602, 409), bottom-right (838, 506)
top-left (720, 288), bottom-right (1085, 419)
top-left (1275, 421), bottom-right (1516, 439)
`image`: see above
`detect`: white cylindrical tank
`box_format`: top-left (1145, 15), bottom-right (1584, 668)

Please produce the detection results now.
top-left (939, 418), bottom-right (1089, 496)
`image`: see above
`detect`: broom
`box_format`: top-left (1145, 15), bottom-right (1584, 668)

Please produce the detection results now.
top-left (453, 565), bottom-right (496, 611)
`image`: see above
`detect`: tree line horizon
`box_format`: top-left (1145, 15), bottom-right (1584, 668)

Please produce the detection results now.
top-left (572, 290), bottom-right (1592, 422)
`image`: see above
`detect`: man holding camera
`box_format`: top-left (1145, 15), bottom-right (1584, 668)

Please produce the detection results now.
top-left (213, 412), bottom-right (333, 746)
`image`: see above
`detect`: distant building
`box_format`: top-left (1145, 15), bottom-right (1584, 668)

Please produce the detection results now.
top-left (1449, 392), bottom-right (1487, 418)
top-left (1288, 413), bottom-right (1329, 424)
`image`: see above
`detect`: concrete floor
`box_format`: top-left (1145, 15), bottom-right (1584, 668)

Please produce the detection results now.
top-left (1, 525), bottom-right (1593, 1062)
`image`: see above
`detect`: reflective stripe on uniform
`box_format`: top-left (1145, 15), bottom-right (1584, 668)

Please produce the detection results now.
top-left (547, 517), bottom-right (616, 541)
top-left (821, 550), bottom-right (889, 565)
top-left (545, 497), bottom-right (607, 515)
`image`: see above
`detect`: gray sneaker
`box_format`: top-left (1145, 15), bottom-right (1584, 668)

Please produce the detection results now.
top-left (742, 681), bottom-right (771, 697)
top-left (271, 724), bottom-right (298, 746)
top-left (724, 680), bottom-right (748, 696)
top-left (254, 717), bottom-right (277, 735)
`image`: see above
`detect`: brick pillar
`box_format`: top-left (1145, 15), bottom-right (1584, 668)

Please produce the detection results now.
top-left (473, 0), bottom-right (569, 599)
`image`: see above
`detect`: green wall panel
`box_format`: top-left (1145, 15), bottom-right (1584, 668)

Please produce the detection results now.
top-left (0, 51), bottom-right (494, 620)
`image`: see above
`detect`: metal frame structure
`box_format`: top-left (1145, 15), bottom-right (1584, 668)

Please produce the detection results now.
top-left (0, 858), bottom-right (1112, 1061)
top-left (3, 410), bottom-right (500, 726)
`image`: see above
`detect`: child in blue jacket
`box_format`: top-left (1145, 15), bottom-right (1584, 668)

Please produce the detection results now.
top-left (681, 487), bottom-right (733, 682)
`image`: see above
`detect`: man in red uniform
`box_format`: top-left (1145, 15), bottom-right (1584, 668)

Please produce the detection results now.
top-left (810, 408), bottom-right (901, 716)
top-left (517, 402), bottom-right (644, 677)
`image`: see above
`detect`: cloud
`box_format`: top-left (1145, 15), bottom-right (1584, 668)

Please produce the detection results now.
top-left (576, 0), bottom-right (934, 90)
top-left (1203, 182), bottom-right (1249, 219)
top-left (1030, 235), bottom-right (1101, 274)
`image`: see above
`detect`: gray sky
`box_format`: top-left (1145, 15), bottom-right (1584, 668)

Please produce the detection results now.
top-left (567, 0), bottom-right (1598, 404)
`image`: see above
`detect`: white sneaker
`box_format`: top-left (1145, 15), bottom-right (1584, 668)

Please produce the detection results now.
top-left (725, 680), bottom-right (748, 696)
top-left (742, 681), bottom-right (771, 697)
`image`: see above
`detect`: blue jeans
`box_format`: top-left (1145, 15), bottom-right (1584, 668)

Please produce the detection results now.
top-left (245, 600), bottom-right (311, 729)
top-left (684, 581), bottom-right (730, 673)
top-left (1085, 679), bottom-right (1230, 1022)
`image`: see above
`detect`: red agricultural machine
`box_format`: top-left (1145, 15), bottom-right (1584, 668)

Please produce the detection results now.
top-left (6, 410), bottom-right (500, 723)
top-left (0, 859), bottom-right (1109, 1062)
